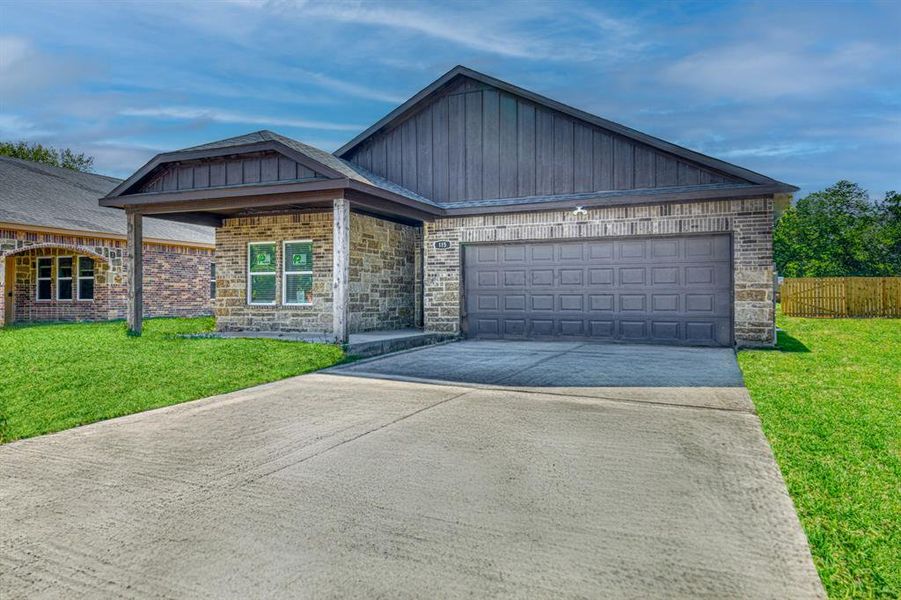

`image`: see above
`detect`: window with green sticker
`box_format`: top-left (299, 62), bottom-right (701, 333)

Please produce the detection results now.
top-left (247, 242), bottom-right (276, 304)
top-left (284, 240), bottom-right (313, 305)
top-left (249, 243), bottom-right (276, 272)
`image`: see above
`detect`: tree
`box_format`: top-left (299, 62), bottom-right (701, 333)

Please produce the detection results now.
top-left (0, 140), bottom-right (94, 172)
top-left (774, 181), bottom-right (900, 277)
top-left (873, 190), bottom-right (901, 275)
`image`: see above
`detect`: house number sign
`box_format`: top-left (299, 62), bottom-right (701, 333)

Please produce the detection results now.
top-left (433, 241), bottom-right (451, 249)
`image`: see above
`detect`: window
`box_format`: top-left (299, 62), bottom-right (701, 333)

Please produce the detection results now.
top-left (247, 242), bottom-right (276, 305)
top-left (36, 257), bottom-right (52, 301)
top-left (210, 263), bottom-right (217, 299)
top-left (77, 257), bottom-right (95, 301)
top-left (56, 257), bottom-right (73, 300)
top-left (283, 241), bottom-right (313, 305)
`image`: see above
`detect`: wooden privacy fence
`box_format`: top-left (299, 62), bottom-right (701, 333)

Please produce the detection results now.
top-left (781, 277), bottom-right (901, 317)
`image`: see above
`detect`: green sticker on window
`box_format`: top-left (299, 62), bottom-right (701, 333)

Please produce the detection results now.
top-left (249, 243), bottom-right (276, 273)
top-left (285, 242), bottom-right (313, 271)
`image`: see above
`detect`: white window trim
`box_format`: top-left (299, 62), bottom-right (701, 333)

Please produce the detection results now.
top-left (56, 256), bottom-right (73, 301)
top-left (77, 256), bottom-right (95, 302)
top-left (210, 262), bottom-right (217, 300)
top-left (247, 241), bottom-right (277, 306)
top-left (36, 257), bottom-right (52, 302)
top-left (283, 239), bottom-right (314, 306)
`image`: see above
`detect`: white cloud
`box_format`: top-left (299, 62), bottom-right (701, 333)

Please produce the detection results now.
top-left (0, 36), bottom-right (31, 71)
top-left (243, 1), bottom-right (640, 63)
top-left (0, 35), bottom-right (89, 100)
top-left (79, 141), bottom-right (162, 177)
top-left (297, 3), bottom-right (541, 59)
top-left (291, 69), bottom-right (406, 104)
top-left (119, 106), bottom-right (363, 131)
top-left (719, 143), bottom-right (836, 158)
top-left (0, 113), bottom-right (52, 138)
top-left (665, 40), bottom-right (883, 99)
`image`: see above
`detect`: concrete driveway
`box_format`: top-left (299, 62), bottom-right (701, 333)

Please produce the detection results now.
top-left (0, 341), bottom-right (824, 599)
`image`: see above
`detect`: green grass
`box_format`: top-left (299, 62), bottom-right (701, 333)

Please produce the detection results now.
top-left (0, 318), bottom-right (343, 443)
top-left (738, 310), bottom-right (900, 598)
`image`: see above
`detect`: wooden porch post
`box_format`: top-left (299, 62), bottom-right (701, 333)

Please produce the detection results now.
top-left (332, 197), bottom-right (350, 344)
top-left (127, 210), bottom-right (143, 336)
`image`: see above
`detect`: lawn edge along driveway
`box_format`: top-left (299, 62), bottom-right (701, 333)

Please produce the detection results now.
top-left (0, 317), bottom-right (343, 443)
top-left (738, 311), bottom-right (900, 599)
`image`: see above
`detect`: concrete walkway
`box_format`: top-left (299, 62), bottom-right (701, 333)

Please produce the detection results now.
top-left (0, 343), bottom-right (824, 599)
top-left (212, 328), bottom-right (456, 357)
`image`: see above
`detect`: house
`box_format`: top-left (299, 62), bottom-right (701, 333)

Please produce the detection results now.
top-left (101, 66), bottom-right (796, 347)
top-left (0, 156), bottom-right (214, 326)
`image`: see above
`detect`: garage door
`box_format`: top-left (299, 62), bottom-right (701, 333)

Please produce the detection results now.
top-left (463, 235), bottom-right (733, 346)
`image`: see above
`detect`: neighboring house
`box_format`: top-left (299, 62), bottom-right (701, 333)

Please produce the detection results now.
top-left (0, 156), bottom-right (214, 326)
top-left (102, 66), bottom-right (796, 347)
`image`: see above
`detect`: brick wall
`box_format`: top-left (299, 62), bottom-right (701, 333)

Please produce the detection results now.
top-left (422, 197), bottom-right (776, 346)
top-left (215, 212), bottom-right (334, 332)
top-left (0, 227), bottom-right (212, 326)
top-left (143, 246), bottom-right (213, 318)
top-left (214, 210), bottom-right (416, 334)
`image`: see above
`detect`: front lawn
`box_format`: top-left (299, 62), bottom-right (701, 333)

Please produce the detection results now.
top-left (0, 318), bottom-right (343, 443)
top-left (738, 311), bottom-right (900, 598)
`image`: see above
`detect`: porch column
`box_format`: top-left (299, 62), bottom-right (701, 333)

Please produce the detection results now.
top-left (332, 197), bottom-right (350, 344)
top-left (127, 210), bottom-right (143, 336)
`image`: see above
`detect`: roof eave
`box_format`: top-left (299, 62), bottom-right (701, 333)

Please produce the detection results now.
top-left (99, 176), bottom-right (442, 222)
top-left (0, 219), bottom-right (214, 249)
top-left (346, 180), bottom-right (443, 216)
top-left (100, 178), bottom-right (350, 209)
top-left (441, 183), bottom-right (795, 216)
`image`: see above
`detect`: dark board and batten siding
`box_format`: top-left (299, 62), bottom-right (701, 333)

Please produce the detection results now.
top-left (344, 77), bottom-right (739, 204)
top-left (136, 151), bottom-right (321, 194)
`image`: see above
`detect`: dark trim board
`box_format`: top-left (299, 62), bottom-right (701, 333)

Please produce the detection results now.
top-left (441, 183), bottom-right (790, 216)
top-left (101, 178), bottom-right (347, 208)
top-left (122, 192), bottom-right (344, 216)
top-left (103, 171), bottom-right (444, 225)
top-left (148, 212), bottom-right (224, 228)
top-left (106, 179), bottom-right (785, 225)
top-left (344, 190), bottom-right (438, 224)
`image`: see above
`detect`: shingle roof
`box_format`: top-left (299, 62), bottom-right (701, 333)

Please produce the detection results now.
top-left (178, 130), bottom-right (439, 207)
top-left (0, 156), bottom-right (214, 245)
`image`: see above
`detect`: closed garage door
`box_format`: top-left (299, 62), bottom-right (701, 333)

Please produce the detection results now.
top-left (463, 235), bottom-right (733, 346)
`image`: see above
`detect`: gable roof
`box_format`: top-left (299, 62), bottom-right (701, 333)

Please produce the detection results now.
top-left (104, 66), bottom-right (795, 226)
top-left (107, 130), bottom-right (437, 208)
top-left (0, 156), bottom-right (214, 245)
top-left (336, 65), bottom-right (796, 195)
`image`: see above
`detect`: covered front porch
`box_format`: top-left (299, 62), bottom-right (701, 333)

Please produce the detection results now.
top-left (100, 131), bottom-right (441, 344)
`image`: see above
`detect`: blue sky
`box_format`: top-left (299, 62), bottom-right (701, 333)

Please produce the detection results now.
top-left (1, 0), bottom-right (899, 199)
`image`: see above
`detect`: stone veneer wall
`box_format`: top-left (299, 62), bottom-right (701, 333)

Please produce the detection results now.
top-left (349, 213), bottom-right (417, 332)
top-left (214, 211), bottom-right (417, 333)
top-left (0, 227), bottom-right (212, 326)
top-left (422, 197), bottom-right (776, 346)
